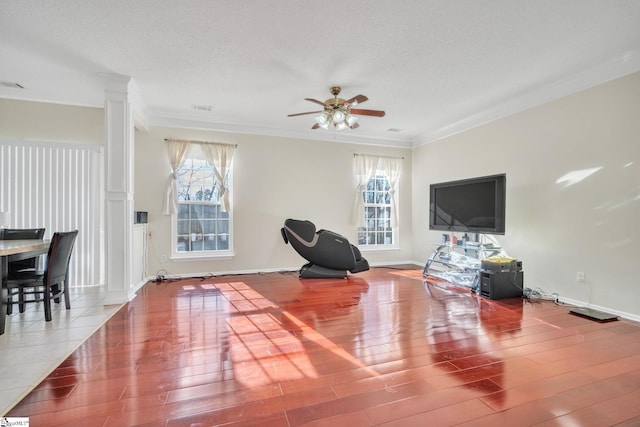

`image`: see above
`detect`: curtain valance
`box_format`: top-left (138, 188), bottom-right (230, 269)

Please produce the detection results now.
top-left (162, 139), bottom-right (236, 215)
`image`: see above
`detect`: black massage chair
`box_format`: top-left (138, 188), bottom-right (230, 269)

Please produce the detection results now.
top-left (281, 218), bottom-right (370, 278)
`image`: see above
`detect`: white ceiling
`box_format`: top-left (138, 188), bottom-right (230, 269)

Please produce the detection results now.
top-left (1, 1), bottom-right (640, 147)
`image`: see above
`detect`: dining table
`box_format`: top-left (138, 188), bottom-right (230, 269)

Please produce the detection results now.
top-left (0, 239), bottom-right (50, 335)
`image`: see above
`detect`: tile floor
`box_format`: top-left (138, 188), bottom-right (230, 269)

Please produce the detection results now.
top-left (0, 286), bottom-right (123, 415)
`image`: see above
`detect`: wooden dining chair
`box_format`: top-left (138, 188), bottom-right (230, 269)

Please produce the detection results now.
top-left (5, 230), bottom-right (78, 321)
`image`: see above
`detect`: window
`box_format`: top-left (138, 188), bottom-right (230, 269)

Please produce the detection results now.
top-left (351, 154), bottom-right (402, 249)
top-left (358, 174), bottom-right (395, 246)
top-left (174, 157), bottom-right (232, 257)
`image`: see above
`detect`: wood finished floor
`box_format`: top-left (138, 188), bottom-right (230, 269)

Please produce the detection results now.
top-left (6, 266), bottom-right (640, 426)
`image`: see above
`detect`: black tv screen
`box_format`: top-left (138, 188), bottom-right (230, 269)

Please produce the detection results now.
top-left (429, 174), bottom-right (506, 235)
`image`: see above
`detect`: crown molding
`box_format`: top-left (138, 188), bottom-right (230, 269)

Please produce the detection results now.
top-left (4, 49), bottom-right (637, 150)
top-left (413, 49), bottom-right (640, 147)
top-left (148, 111), bottom-right (414, 148)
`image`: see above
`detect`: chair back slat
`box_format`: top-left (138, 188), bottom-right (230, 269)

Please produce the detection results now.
top-left (0, 228), bottom-right (45, 240)
top-left (44, 230), bottom-right (79, 285)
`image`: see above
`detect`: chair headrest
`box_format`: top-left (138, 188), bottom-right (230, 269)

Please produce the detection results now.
top-left (283, 219), bottom-right (316, 242)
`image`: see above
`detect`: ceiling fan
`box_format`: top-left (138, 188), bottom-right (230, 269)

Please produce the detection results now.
top-left (288, 86), bottom-right (385, 130)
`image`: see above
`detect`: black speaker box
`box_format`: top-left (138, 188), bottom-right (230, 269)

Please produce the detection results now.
top-left (479, 269), bottom-right (523, 300)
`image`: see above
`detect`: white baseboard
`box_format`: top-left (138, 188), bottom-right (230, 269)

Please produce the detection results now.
top-left (558, 296), bottom-right (640, 323)
top-left (143, 267), bottom-right (301, 282)
top-left (373, 260), bottom-right (423, 266)
top-left (141, 268), bottom-right (638, 322)
top-left (143, 262), bottom-right (424, 283)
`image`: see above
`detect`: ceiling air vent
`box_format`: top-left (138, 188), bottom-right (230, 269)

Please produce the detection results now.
top-left (0, 81), bottom-right (24, 89)
top-left (191, 104), bottom-right (213, 112)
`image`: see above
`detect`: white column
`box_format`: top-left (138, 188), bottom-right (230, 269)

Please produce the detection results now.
top-left (103, 75), bottom-right (136, 304)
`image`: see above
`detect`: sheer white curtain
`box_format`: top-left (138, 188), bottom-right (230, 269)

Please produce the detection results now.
top-left (350, 154), bottom-right (379, 226)
top-left (200, 142), bottom-right (236, 212)
top-left (162, 139), bottom-right (190, 215)
top-left (380, 157), bottom-right (402, 228)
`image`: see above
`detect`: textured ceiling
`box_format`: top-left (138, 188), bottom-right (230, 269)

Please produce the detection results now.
top-left (1, 1), bottom-right (640, 147)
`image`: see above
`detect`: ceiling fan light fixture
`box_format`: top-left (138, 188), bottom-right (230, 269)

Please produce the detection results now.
top-left (314, 112), bottom-right (329, 125)
top-left (345, 114), bottom-right (358, 127)
top-left (332, 110), bottom-right (345, 123)
top-left (289, 87), bottom-right (385, 131)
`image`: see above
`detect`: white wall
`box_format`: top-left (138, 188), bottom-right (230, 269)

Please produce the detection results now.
top-left (0, 99), bottom-right (103, 144)
top-left (412, 72), bottom-right (640, 318)
top-left (134, 127), bottom-right (414, 277)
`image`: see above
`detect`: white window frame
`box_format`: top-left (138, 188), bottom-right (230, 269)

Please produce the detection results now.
top-left (171, 147), bottom-right (234, 261)
top-left (357, 171), bottom-right (398, 250)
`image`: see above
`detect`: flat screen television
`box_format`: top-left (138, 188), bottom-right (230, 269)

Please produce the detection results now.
top-left (429, 174), bottom-right (506, 235)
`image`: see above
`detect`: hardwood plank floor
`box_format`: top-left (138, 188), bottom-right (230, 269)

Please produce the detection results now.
top-left (6, 266), bottom-right (640, 426)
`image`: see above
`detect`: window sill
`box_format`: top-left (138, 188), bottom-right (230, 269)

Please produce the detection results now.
top-left (358, 245), bottom-right (399, 252)
top-left (171, 251), bottom-right (234, 262)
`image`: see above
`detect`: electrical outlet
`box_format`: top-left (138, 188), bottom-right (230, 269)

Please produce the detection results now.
top-left (161, 255), bottom-right (167, 262)
top-left (576, 272), bottom-right (585, 283)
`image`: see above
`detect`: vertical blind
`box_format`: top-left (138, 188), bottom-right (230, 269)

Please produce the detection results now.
top-left (0, 140), bottom-right (102, 288)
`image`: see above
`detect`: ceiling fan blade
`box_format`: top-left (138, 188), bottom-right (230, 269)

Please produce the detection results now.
top-left (345, 95), bottom-right (368, 106)
top-left (349, 108), bottom-right (386, 117)
top-left (287, 110), bottom-right (322, 117)
top-left (349, 123), bottom-right (360, 129)
top-left (304, 98), bottom-right (327, 107)
top-left (311, 123), bottom-right (320, 130)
